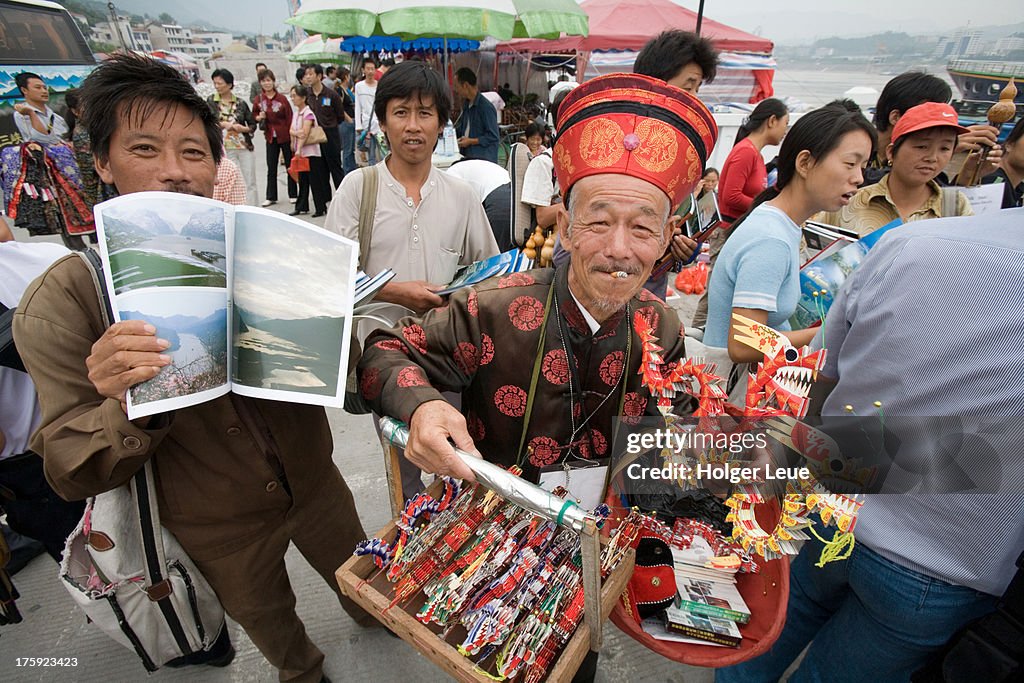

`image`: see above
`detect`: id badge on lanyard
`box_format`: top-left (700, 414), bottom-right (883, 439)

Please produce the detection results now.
top-left (538, 459), bottom-right (609, 511)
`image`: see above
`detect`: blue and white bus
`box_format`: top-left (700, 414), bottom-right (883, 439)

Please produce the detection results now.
top-left (0, 0), bottom-right (96, 151)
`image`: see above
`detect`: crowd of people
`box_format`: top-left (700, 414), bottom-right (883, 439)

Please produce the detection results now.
top-left (1, 26), bottom-right (1023, 683)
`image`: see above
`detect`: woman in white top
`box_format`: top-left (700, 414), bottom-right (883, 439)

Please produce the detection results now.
top-left (288, 85), bottom-right (331, 217)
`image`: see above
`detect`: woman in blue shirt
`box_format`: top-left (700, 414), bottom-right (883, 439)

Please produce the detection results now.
top-left (704, 105), bottom-right (877, 362)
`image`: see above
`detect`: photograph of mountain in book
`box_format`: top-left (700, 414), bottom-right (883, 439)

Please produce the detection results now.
top-left (230, 211), bottom-right (353, 397)
top-left (117, 288), bottom-right (228, 406)
top-left (99, 195), bottom-right (227, 294)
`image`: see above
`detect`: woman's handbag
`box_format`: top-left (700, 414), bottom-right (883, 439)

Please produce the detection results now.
top-left (288, 154), bottom-right (310, 182)
top-left (306, 125), bottom-right (327, 146)
top-left (58, 250), bottom-right (226, 672)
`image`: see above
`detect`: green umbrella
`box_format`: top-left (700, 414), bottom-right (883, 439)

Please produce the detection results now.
top-left (287, 34), bottom-right (348, 63)
top-left (286, 0), bottom-right (589, 41)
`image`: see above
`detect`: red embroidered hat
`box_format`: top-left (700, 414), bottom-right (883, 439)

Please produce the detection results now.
top-left (552, 73), bottom-right (718, 211)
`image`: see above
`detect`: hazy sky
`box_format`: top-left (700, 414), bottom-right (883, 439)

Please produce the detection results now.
top-left (231, 214), bottom-right (354, 320)
top-left (175, 0), bottom-right (1022, 42)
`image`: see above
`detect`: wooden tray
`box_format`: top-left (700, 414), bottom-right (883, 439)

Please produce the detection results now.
top-left (336, 485), bottom-right (635, 682)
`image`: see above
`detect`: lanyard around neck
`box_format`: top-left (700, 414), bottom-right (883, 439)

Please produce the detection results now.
top-left (515, 282), bottom-right (632, 467)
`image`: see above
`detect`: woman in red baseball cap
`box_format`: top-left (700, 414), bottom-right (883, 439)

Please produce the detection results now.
top-left (815, 102), bottom-right (974, 236)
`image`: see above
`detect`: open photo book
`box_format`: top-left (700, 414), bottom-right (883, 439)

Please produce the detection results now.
top-left (94, 191), bottom-right (358, 420)
top-left (790, 218), bottom-right (903, 329)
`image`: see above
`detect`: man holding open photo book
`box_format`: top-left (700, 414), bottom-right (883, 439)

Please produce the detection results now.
top-left (13, 53), bottom-right (379, 683)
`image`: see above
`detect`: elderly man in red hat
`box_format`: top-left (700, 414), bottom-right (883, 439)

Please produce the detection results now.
top-left (357, 74), bottom-right (718, 490)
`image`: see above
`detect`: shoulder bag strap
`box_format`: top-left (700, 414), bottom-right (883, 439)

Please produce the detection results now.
top-left (358, 166), bottom-right (379, 270)
top-left (77, 251), bottom-right (187, 644)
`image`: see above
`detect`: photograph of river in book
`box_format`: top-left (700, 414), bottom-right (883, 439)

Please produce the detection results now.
top-left (116, 287), bottom-right (229, 406)
top-left (232, 307), bottom-right (344, 395)
top-left (96, 193), bottom-right (228, 294)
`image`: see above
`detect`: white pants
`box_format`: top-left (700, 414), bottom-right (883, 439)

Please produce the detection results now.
top-left (226, 147), bottom-right (258, 206)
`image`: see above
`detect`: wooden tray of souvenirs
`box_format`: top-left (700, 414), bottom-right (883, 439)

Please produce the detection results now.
top-left (336, 478), bottom-right (635, 683)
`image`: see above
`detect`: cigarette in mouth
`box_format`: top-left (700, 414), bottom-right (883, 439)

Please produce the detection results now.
top-left (612, 271), bottom-right (629, 279)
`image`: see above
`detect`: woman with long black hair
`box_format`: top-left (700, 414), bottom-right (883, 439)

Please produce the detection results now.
top-left (691, 98), bottom-right (788, 329)
top-left (703, 104), bottom-right (877, 363)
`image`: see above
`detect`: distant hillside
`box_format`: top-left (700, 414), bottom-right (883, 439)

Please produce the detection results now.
top-left (236, 306), bottom-right (344, 353)
top-left (811, 32), bottom-right (920, 56)
top-left (121, 309), bottom-right (226, 351)
top-left (95, 0), bottom-right (288, 35)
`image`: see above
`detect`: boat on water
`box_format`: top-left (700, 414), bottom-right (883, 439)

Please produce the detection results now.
top-left (946, 59), bottom-right (1024, 104)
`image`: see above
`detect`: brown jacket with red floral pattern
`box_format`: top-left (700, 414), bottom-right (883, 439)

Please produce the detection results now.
top-left (358, 265), bottom-right (693, 482)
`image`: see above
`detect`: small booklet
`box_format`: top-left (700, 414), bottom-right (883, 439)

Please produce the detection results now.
top-left (790, 218), bottom-right (903, 329)
top-left (355, 268), bottom-right (395, 307)
top-left (673, 573), bottom-right (751, 624)
top-left (685, 191), bottom-right (722, 240)
top-left (435, 249), bottom-right (529, 296)
top-left (664, 603), bottom-right (742, 647)
top-left (802, 220), bottom-right (859, 253)
top-left (640, 616), bottom-right (728, 647)
top-left (94, 191), bottom-right (358, 420)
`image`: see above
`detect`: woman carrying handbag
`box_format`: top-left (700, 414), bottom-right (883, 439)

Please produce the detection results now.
top-left (288, 85), bottom-right (331, 217)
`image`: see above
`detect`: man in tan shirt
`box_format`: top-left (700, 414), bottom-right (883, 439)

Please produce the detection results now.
top-left (13, 53), bottom-right (375, 683)
top-left (324, 61), bottom-right (497, 499)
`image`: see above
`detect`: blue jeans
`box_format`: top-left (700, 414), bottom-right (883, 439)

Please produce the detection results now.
top-left (716, 531), bottom-right (999, 683)
top-left (340, 121), bottom-right (357, 175)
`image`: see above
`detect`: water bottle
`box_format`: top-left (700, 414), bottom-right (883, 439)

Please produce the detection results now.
top-left (442, 120), bottom-right (457, 157)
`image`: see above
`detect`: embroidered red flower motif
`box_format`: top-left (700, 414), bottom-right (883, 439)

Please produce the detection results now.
top-left (637, 287), bottom-right (659, 302)
top-left (480, 334), bottom-right (495, 365)
top-left (467, 289), bottom-right (479, 317)
top-left (577, 438), bottom-right (592, 459)
top-left (572, 403), bottom-right (581, 420)
top-left (494, 384), bottom-right (527, 417)
top-left (497, 272), bottom-right (536, 288)
top-left (541, 349), bottom-right (570, 385)
top-left (599, 350), bottom-right (625, 386)
top-left (402, 324), bottom-right (428, 354)
top-left (374, 338), bottom-right (409, 355)
top-left (454, 341), bottom-right (479, 375)
top-left (622, 391), bottom-right (646, 425)
top-left (590, 429), bottom-right (608, 456)
top-left (359, 367), bottom-right (381, 401)
top-left (466, 411), bottom-right (485, 441)
top-left (396, 366), bottom-right (429, 388)
top-left (508, 295), bottom-right (544, 331)
top-left (528, 436), bottom-right (561, 467)
top-left (635, 306), bottom-right (660, 333)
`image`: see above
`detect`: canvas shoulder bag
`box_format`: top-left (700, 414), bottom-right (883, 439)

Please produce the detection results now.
top-left (58, 250), bottom-right (226, 671)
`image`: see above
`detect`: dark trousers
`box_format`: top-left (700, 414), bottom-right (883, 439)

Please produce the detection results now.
top-left (320, 127), bottom-right (344, 189)
top-left (193, 466), bottom-right (376, 683)
top-left (266, 139), bottom-right (297, 202)
top-left (295, 155), bottom-right (331, 215)
top-left (0, 452), bottom-right (85, 562)
top-left (339, 121), bottom-right (357, 175)
top-left (483, 183), bottom-right (513, 252)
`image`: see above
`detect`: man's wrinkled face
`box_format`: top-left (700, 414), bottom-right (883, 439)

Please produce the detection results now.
top-left (94, 102), bottom-right (216, 198)
top-left (557, 174), bottom-right (676, 319)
